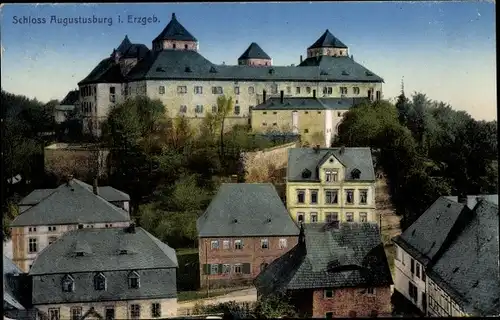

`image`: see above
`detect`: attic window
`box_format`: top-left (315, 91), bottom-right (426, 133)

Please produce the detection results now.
top-left (351, 168), bottom-right (361, 179)
top-left (302, 169), bottom-right (312, 179)
top-left (269, 68), bottom-right (275, 75)
top-left (342, 71), bottom-right (349, 76)
top-left (365, 71), bottom-right (374, 76)
top-left (209, 66), bottom-right (218, 73)
top-left (119, 249), bottom-right (128, 255)
top-left (447, 203), bottom-right (451, 208)
top-left (94, 273), bottom-right (106, 291)
top-left (62, 274), bottom-right (74, 292)
top-left (411, 229), bottom-right (416, 236)
top-left (128, 271), bottom-right (140, 289)
top-left (436, 214), bottom-right (441, 220)
top-left (320, 70), bottom-right (328, 75)
top-left (156, 67), bottom-right (166, 72)
top-left (232, 218), bottom-right (238, 223)
top-left (75, 252), bottom-right (85, 257)
top-left (472, 280), bottom-right (479, 288)
top-left (184, 66), bottom-right (192, 73)
top-left (452, 267), bottom-right (459, 273)
top-left (285, 102), bottom-right (291, 106)
top-left (266, 218), bottom-right (272, 223)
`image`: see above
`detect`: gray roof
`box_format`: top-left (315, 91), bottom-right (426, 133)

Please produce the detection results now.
top-left (393, 197), bottom-right (468, 267)
top-left (445, 194), bottom-right (498, 210)
top-left (428, 200), bottom-right (500, 316)
top-left (3, 255), bottom-right (25, 310)
top-left (18, 189), bottom-right (56, 205)
top-left (287, 147), bottom-right (375, 182)
top-left (59, 90), bottom-right (79, 106)
top-left (308, 29), bottom-right (348, 49)
top-left (29, 227), bottom-right (178, 305)
top-left (116, 35), bottom-right (132, 54)
top-left (238, 42), bottom-right (271, 60)
top-left (254, 223), bottom-right (393, 295)
top-left (29, 227), bottom-right (178, 275)
top-left (153, 13), bottom-right (197, 43)
top-left (12, 179), bottom-right (130, 227)
top-left (253, 97), bottom-right (368, 111)
top-left (197, 183), bottom-right (299, 237)
top-left (98, 186), bottom-right (131, 202)
top-left (78, 57), bottom-right (125, 85)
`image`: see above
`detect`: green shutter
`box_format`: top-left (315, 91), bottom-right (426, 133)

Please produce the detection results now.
top-left (242, 263), bottom-right (251, 274)
top-left (203, 264), bottom-right (210, 275)
top-left (218, 264), bottom-right (223, 274)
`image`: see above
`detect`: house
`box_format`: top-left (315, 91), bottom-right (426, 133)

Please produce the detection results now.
top-left (55, 90), bottom-right (79, 124)
top-left (251, 96), bottom-right (368, 147)
top-left (3, 255), bottom-right (37, 320)
top-left (286, 147), bottom-right (376, 224)
top-left (445, 194), bottom-right (498, 209)
top-left (77, 13), bottom-right (383, 136)
top-left (196, 183), bottom-right (300, 289)
top-left (392, 196), bottom-right (500, 316)
top-left (10, 177), bottom-right (131, 272)
top-left (254, 222), bottom-right (393, 318)
top-left (29, 224), bottom-right (179, 320)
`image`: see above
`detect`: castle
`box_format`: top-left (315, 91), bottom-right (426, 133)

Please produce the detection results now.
top-left (77, 13), bottom-right (384, 136)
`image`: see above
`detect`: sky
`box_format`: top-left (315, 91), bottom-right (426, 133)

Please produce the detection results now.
top-left (1, 2), bottom-right (496, 121)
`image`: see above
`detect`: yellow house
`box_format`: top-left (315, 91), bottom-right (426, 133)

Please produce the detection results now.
top-left (286, 146), bottom-right (376, 224)
top-left (251, 93), bottom-right (368, 147)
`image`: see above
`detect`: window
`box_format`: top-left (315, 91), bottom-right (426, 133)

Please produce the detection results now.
top-left (177, 86), bottom-right (187, 94)
top-left (234, 105), bottom-right (240, 115)
top-left (304, 129), bottom-right (309, 133)
top-left (340, 87), bottom-right (348, 95)
top-left (346, 212), bottom-right (354, 222)
top-left (325, 170), bottom-right (338, 182)
top-left (195, 105), bottom-right (204, 113)
top-left (324, 289), bottom-right (333, 298)
top-left (297, 213), bottom-right (304, 223)
top-left (130, 304), bottom-right (140, 319)
top-left (345, 189), bottom-right (354, 204)
top-left (353, 87), bottom-right (360, 95)
top-left (234, 240), bottom-right (242, 250)
top-left (179, 105), bottom-right (187, 113)
top-left (210, 264), bottom-right (219, 275)
top-left (248, 86), bottom-right (255, 94)
top-left (94, 273), bottom-right (106, 291)
top-left (410, 258), bottom-right (415, 274)
top-left (297, 190), bottom-right (305, 203)
top-left (211, 240), bottom-right (219, 249)
top-left (376, 90), bottom-right (381, 100)
top-left (306, 87), bottom-right (311, 94)
top-left (106, 306), bottom-right (115, 319)
top-left (408, 282), bottom-right (418, 301)
top-left (48, 236), bottom-right (57, 245)
top-left (223, 240), bottom-right (230, 249)
top-left (261, 239), bottom-right (269, 249)
top-left (416, 263), bottom-right (421, 278)
top-left (194, 86), bottom-right (203, 94)
top-left (279, 238), bottom-right (287, 249)
top-left (310, 190), bottom-right (318, 204)
top-left (271, 84), bottom-right (278, 94)
top-left (28, 227), bottom-right (36, 232)
top-left (28, 238), bottom-right (37, 253)
top-left (212, 86), bottom-right (223, 94)
top-left (359, 189), bottom-right (368, 204)
top-left (326, 312), bottom-right (333, 320)
top-left (296, 87), bottom-right (301, 94)
top-left (360, 212), bottom-right (368, 222)
top-left (71, 307), bottom-right (82, 320)
top-left (48, 226), bottom-right (56, 231)
top-left (323, 87), bottom-right (333, 95)
top-left (222, 264), bottom-right (231, 274)
top-left (128, 271), bottom-right (140, 289)
top-left (211, 105), bottom-right (218, 113)
top-left (325, 190), bottom-right (338, 204)
top-left (286, 86), bottom-right (291, 94)
top-left (234, 264), bottom-right (242, 274)
top-left (159, 86), bottom-right (165, 94)
top-left (367, 287), bottom-right (376, 295)
top-left (151, 303), bottom-right (161, 318)
top-left (172, 43), bottom-right (176, 49)
top-left (109, 87), bottom-right (116, 103)
top-left (234, 86), bottom-right (240, 95)
top-left (325, 212), bottom-right (338, 224)
top-left (422, 270), bottom-right (426, 282)
top-left (62, 274), bottom-right (74, 292)
top-left (310, 213), bottom-right (318, 223)
top-left (49, 308), bottom-right (60, 320)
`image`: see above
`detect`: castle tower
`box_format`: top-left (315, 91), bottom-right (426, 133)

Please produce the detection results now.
top-left (152, 13), bottom-right (198, 52)
top-left (238, 42), bottom-right (272, 66)
top-left (307, 29), bottom-right (348, 58)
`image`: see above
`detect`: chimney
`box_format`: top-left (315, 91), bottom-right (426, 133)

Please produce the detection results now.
top-left (300, 55), bottom-right (303, 63)
top-left (313, 90), bottom-right (316, 98)
top-left (280, 90), bottom-right (284, 104)
top-left (340, 145), bottom-right (345, 155)
top-left (263, 90), bottom-right (267, 103)
top-left (92, 177), bottom-right (99, 195)
top-left (127, 223), bottom-right (136, 234)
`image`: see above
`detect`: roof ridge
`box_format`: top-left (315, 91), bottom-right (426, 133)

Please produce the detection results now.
top-left (141, 228), bottom-right (178, 267)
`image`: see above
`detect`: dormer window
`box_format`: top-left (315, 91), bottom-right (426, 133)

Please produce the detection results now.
top-left (62, 274), bottom-right (74, 292)
top-left (94, 273), bottom-right (106, 291)
top-left (301, 169), bottom-right (312, 179)
top-left (325, 169), bottom-right (338, 182)
top-left (128, 271), bottom-right (140, 289)
top-left (351, 168), bottom-right (361, 179)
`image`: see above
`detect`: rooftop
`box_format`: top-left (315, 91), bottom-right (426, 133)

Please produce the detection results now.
top-left (3, 255), bottom-right (25, 310)
top-left (153, 13), bottom-right (198, 43)
top-left (59, 90), bottom-right (79, 106)
top-left (308, 29), bottom-right (348, 49)
top-left (197, 183), bottom-right (299, 237)
top-left (238, 42), bottom-right (271, 60)
top-left (253, 97), bottom-right (368, 111)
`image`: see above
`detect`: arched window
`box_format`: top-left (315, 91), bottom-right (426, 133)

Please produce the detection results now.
top-left (128, 271), bottom-right (140, 289)
top-left (94, 273), bottom-right (106, 291)
top-left (62, 274), bottom-right (74, 292)
top-left (260, 263), bottom-right (269, 272)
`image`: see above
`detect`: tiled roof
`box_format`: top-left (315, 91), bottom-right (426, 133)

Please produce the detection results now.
top-left (238, 42), bottom-right (271, 60)
top-left (254, 223), bottom-right (393, 295)
top-left (287, 147), bottom-right (375, 182)
top-left (125, 49), bottom-right (383, 82)
top-left (78, 58), bottom-right (125, 85)
top-left (59, 90), bottom-right (79, 106)
top-left (11, 179), bottom-right (130, 226)
top-left (308, 29), bottom-right (348, 49)
top-left (445, 195), bottom-right (498, 210)
top-left (253, 97), bottom-right (368, 111)
top-left (3, 255), bottom-right (25, 310)
top-left (197, 183), bottom-right (299, 237)
top-left (18, 189), bottom-right (56, 205)
top-left (97, 186), bottom-right (130, 202)
top-left (29, 227), bottom-right (178, 305)
top-left (298, 55), bottom-right (382, 82)
top-left (153, 13), bottom-right (198, 42)
top-left (116, 35), bottom-right (132, 54)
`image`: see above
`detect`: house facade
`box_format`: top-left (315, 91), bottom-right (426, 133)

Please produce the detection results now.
top-left (254, 222), bottom-right (393, 318)
top-left (392, 196), bottom-right (500, 317)
top-left (10, 178), bottom-right (131, 272)
top-left (286, 147), bottom-right (376, 224)
top-left (55, 90), bottom-right (79, 124)
top-left (251, 96), bottom-right (368, 147)
top-left (197, 183), bottom-right (299, 289)
top-left (77, 13), bottom-right (384, 136)
top-left (29, 224), bottom-right (179, 320)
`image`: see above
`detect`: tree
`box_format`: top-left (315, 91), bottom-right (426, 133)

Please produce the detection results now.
top-left (214, 95), bottom-right (234, 163)
top-left (254, 295), bottom-right (297, 318)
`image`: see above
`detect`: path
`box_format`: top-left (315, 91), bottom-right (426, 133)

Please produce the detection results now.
top-left (178, 288), bottom-right (257, 315)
